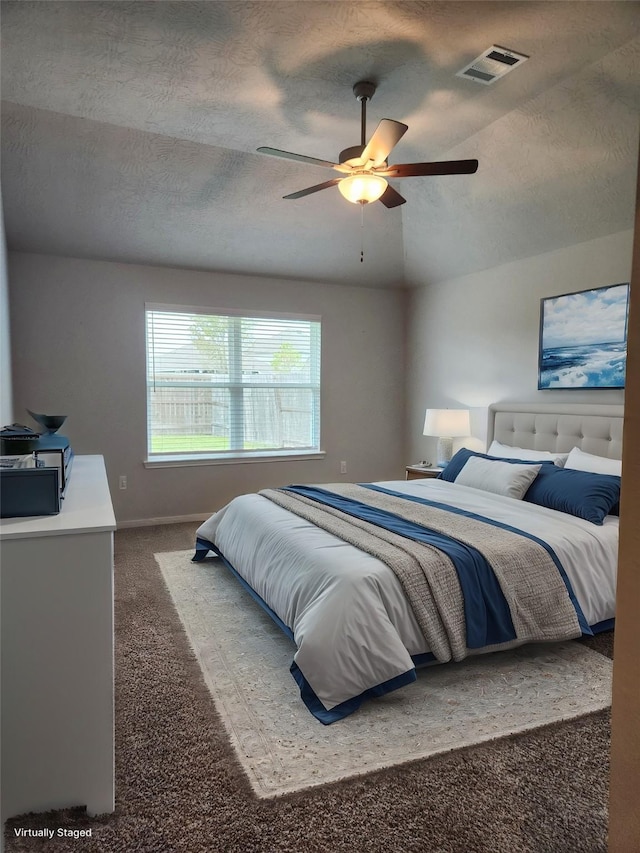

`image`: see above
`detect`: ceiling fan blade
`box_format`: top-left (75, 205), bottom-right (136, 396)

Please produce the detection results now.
top-left (257, 146), bottom-right (346, 172)
top-left (360, 119), bottom-right (408, 168)
top-left (379, 159), bottom-right (479, 178)
top-left (283, 178), bottom-right (341, 200)
top-left (379, 185), bottom-right (406, 208)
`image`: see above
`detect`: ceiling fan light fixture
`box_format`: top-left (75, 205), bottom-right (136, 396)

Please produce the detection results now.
top-left (338, 173), bottom-right (388, 204)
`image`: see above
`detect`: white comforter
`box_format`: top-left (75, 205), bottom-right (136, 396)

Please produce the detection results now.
top-left (196, 479), bottom-right (618, 712)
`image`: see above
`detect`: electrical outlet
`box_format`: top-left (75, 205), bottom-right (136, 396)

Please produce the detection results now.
top-left (340, 461), bottom-right (347, 474)
top-left (119, 475), bottom-right (127, 490)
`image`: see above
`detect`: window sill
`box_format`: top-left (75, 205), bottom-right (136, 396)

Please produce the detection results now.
top-left (144, 450), bottom-right (326, 469)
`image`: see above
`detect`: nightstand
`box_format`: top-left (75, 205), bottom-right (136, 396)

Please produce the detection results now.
top-left (405, 466), bottom-right (442, 480)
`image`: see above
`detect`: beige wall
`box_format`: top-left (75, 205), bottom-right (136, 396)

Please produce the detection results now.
top-left (0, 191), bottom-right (12, 426)
top-left (8, 252), bottom-right (406, 523)
top-left (609, 155), bottom-right (640, 853)
top-left (406, 230), bottom-right (632, 463)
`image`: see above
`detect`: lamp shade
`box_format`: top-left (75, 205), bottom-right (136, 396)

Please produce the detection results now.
top-left (423, 408), bottom-right (471, 468)
top-left (338, 173), bottom-right (388, 204)
top-left (423, 408), bottom-right (471, 438)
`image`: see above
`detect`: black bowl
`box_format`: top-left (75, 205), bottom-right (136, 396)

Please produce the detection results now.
top-left (27, 410), bottom-right (67, 434)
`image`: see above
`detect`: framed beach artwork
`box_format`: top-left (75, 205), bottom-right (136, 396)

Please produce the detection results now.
top-left (538, 283), bottom-right (629, 389)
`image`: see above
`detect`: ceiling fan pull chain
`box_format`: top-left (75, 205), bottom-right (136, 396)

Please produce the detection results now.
top-left (360, 203), bottom-right (364, 263)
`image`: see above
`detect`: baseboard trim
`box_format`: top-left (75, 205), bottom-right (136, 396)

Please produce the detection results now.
top-left (118, 513), bottom-right (210, 529)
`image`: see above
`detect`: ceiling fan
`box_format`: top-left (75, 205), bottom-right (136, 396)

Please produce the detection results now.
top-left (257, 81), bottom-right (478, 208)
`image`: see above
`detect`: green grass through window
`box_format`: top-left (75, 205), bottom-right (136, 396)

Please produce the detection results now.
top-left (150, 435), bottom-right (272, 453)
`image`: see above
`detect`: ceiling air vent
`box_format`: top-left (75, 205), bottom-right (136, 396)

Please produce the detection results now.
top-left (456, 45), bottom-right (529, 85)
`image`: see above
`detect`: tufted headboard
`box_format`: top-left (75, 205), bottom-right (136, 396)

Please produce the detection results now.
top-left (488, 402), bottom-right (624, 460)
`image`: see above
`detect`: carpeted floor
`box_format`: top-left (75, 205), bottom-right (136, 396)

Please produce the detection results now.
top-left (4, 523), bottom-right (614, 853)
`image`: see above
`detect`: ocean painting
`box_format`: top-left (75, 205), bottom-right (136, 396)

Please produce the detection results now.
top-left (538, 283), bottom-right (629, 389)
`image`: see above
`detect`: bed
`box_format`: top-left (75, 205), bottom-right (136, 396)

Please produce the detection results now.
top-left (193, 402), bottom-right (623, 724)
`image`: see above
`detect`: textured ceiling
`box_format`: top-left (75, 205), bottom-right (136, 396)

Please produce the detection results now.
top-left (1, 1), bottom-right (639, 288)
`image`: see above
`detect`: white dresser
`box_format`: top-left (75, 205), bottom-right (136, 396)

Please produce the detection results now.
top-left (1, 455), bottom-right (116, 821)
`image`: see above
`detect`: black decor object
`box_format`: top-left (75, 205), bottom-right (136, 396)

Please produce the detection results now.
top-left (27, 410), bottom-right (67, 434)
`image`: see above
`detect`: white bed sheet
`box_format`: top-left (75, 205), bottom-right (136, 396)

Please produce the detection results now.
top-left (196, 479), bottom-right (617, 711)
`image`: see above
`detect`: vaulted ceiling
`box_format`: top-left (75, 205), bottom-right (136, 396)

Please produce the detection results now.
top-left (1, 1), bottom-right (639, 288)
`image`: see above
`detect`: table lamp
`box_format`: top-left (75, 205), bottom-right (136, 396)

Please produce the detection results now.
top-left (423, 408), bottom-right (471, 468)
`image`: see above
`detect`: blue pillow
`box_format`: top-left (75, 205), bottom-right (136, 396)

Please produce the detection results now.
top-left (523, 465), bottom-right (621, 525)
top-left (438, 448), bottom-right (555, 482)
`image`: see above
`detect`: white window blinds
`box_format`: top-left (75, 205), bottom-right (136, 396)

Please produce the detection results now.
top-left (146, 306), bottom-right (321, 459)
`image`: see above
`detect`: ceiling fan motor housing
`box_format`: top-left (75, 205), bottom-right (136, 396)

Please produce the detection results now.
top-left (339, 144), bottom-right (366, 166)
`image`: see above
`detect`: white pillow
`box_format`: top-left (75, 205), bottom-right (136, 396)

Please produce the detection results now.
top-left (488, 439), bottom-right (568, 467)
top-left (454, 457), bottom-right (542, 500)
top-left (564, 446), bottom-right (622, 476)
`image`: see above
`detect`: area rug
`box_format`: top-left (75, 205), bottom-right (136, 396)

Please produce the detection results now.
top-left (155, 549), bottom-right (613, 799)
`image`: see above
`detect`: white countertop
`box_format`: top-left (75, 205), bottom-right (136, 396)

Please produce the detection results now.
top-left (0, 455), bottom-right (116, 540)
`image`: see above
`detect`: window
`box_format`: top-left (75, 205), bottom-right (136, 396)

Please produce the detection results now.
top-left (145, 305), bottom-right (321, 462)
